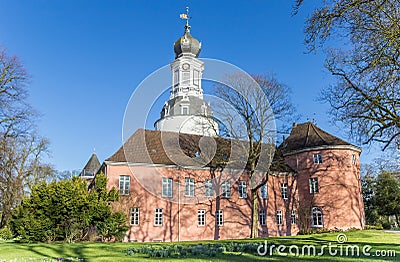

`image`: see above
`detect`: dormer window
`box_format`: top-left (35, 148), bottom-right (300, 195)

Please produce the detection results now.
top-left (200, 105), bottom-right (206, 116)
top-left (164, 103), bottom-right (169, 116)
top-left (181, 106), bottom-right (189, 115)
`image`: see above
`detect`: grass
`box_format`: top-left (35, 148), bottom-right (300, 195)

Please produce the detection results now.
top-left (0, 230), bottom-right (399, 261)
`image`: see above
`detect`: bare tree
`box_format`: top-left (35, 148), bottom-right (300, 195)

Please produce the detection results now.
top-left (214, 73), bottom-right (296, 238)
top-left (0, 47), bottom-right (53, 227)
top-left (295, 0), bottom-right (400, 150)
top-left (0, 133), bottom-right (53, 227)
top-left (0, 48), bottom-right (33, 136)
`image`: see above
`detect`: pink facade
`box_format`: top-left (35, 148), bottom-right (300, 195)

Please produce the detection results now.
top-left (105, 164), bottom-right (299, 242)
top-left (285, 148), bottom-right (364, 231)
top-left (94, 123), bottom-right (365, 242)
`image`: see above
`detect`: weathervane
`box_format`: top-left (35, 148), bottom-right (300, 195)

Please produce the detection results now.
top-left (180, 6), bottom-right (191, 31)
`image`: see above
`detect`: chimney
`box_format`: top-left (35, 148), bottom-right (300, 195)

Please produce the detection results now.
top-left (292, 122), bottom-right (297, 128)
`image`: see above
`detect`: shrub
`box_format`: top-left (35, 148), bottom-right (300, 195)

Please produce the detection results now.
top-left (9, 173), bottom-right (126, 243)
top-left (365, 225), bottom-right (384, 230)
top-left (346, 227), bottom-right (360, 232)
top-left (298, 227), bottom-right (348, 235)
top-left (125, 241), bottom-right (265, 258)
top-left (0, 226), bottom-right (13, 240)
top-left (381, 221), bottom-right (393, 230)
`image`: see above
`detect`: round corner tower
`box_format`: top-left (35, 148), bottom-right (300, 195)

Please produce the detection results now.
top-left (280, 122), bottom-right (365, 231)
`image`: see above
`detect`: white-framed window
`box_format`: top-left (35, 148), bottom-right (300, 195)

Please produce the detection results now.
top-left (238, 181), bottom-right (247, 198)
top-left (309, 177), bottom-right (319, 193)
top-left (174, 70), bottom-right (179, 86)
top-left (193, 70), bottom-right (200, 86)
top-left (281, 183), bottom-right (288, 200)
top-left (181, 105), bottom-right (189, 115)
top-left (185, 178), bottom-right (195, 197)
top-left (201, 104), bottom-right (207, 116)
top-left (119, 175), bottom-right (130, 195)
top-left (352, 154), bottom-right (356, 165)
top-left (154, 208), bottom-right (163, 226)
top-left (204, 179), bottom-right (214, 197)
top-left (291, 210), bottom-right (297, 225)
top-left (130, 208), bottom-right (140, 226)
top-left (182, 71), bottom-right (190, 86)
top-left (164, 104), bottom-right (169, 116)
top-left (313, 153), bottom-right (323, 164)
top-left (198, 210), bottom-right (205, 226)
top-left (311, 207), bottom-right (323, 228)
top-left (260, 184), bottom-right (267, 199)
top-left (259, 210), bottom-right (266, 226)
top-left (221, 180), bottom-right (231, 198)
top-left (162, 177), bottom-right (172, 197)
top-left (276, 210), bottom-right (283, 225)
top-left (216, 210), bottom-right (223, 226)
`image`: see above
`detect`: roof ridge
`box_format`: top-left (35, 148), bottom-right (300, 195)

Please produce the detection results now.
top-left (310, 123), bottom-right (328, 144)
top-left (303, 122), bottom-right (311, 148)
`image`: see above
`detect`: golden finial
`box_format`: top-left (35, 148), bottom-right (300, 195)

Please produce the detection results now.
top-left (179, 6), bottom-right (191, 31)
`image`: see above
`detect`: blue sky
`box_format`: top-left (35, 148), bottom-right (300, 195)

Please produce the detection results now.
top-left (0, 0), bottom-right (379, 171)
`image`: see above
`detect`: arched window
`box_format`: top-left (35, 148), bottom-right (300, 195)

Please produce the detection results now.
top-left (311, 207), bottom-right (323, 227)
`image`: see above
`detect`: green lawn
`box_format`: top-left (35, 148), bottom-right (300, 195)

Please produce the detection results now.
top-left (0, 230), bottom-right (398, 261)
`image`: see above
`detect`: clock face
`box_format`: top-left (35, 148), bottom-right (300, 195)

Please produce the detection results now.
top-left (182, 63), bottom-right (190, 70)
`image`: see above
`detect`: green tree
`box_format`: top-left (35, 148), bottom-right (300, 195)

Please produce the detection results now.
top-left (361, 168), bottom-right (378, 225)
top-left (9, 173), bottom-right (128, 242)
top-left (295, 0), bottom-right (400, 150)
top-left (374, 172), bottom-right (400, 227)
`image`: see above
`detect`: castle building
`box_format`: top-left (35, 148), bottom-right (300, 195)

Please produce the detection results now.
top-left (89, 10), bottom-right (365, 242)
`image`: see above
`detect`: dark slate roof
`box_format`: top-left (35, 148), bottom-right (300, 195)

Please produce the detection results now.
top-left (279, 122), bottom-right (355, 154)
top-left (159, 96), bottom-right (211, 118)
top-left (82, 153), bottom-right (101, 175)
top-left (106, 129), bottom-right (293, 173)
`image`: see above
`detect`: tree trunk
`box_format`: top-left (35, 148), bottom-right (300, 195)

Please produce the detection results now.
top-left (251, 188), bottom-right (259, 238)
top-left (395, 214), bottom-right (400, 228)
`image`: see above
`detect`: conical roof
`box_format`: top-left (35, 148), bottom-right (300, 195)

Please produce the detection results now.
top-left (279, 122), bottom-right (359, 154)
top-left (82, 153), bottom-right (101, 175)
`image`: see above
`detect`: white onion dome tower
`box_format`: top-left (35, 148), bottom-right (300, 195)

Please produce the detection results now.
top-left (154, 7), bottom-right (218, 137)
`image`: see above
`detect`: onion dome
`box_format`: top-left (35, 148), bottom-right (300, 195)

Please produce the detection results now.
top-left (174, 29), bottom-right (201, 58)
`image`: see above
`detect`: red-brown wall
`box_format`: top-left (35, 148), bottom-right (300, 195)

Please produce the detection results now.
top-left (284, 148), bottom-right (365, 230)
top-left (105, 164), bottom-right (298, 242)
top-left (103, 146), bottom-right (364, 242)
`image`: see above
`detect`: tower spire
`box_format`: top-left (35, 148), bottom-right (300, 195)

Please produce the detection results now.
top-left (179, 6), bottom-right (191, 32)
